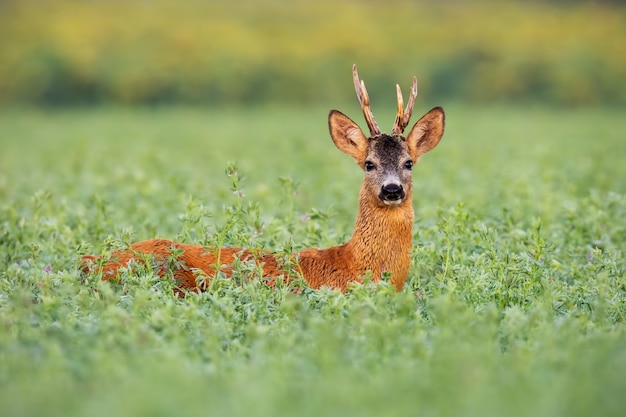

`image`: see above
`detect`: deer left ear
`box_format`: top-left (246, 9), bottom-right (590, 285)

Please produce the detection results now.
top-left (328, 110), bottom-right (369, 163)
top-left (406, 107), bottom-right (445, 161)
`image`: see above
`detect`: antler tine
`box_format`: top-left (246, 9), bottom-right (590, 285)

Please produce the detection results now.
top-left (404, 76), bottom-right (418, 127)
top-left (392, 76), bottom-right (418, 135)
top-left (352, 64), bottom-right (381, 136)
top-left (392, 84), bottom-right (404, 135)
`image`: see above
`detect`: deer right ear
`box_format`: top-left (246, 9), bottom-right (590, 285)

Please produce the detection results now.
top-left (328, 110), bottom-right (368, 163)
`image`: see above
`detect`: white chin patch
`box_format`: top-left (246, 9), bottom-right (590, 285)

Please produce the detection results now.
top-left (382, 199), bottom-right (403, 206)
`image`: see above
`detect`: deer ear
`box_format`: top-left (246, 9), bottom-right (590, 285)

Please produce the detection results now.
top-left (328, 110), bottom-right (368, 162)
top-left (406, 107), bottom-right (445, 161)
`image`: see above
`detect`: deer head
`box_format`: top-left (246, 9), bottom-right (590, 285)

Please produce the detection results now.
top-left (329, 65), bottom-right (445, 207)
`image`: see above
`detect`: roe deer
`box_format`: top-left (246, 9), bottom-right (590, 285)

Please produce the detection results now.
top-left (81, 65), bottom-right (445, 293)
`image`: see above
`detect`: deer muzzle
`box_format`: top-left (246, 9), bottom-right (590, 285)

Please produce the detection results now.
top-left (380, 183), bottom-right (405, 205)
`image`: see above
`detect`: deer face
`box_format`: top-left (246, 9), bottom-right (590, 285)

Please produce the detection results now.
top-left (364, 135), bottom-right (413, 206)
top-left (328, 107), bottom-right (445, 207)
top-left (328, 65), bottom-right (445, 207)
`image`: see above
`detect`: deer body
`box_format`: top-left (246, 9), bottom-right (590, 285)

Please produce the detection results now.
top-left (82, 189), bottom-right (414, 292)
top-left (82, 66), bottom-right (445, 293)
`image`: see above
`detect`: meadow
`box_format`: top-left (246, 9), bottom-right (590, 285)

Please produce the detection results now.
top-left (0, 103), bottom-right (625, 416)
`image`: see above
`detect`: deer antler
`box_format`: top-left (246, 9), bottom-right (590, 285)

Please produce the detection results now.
top-left (352, 64), bottom-right (381, 137)
top-left (392, 76), bottom-right (418, 136)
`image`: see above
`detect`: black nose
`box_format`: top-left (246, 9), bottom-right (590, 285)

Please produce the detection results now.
top-left (380, 183), bottom-right (405, 201)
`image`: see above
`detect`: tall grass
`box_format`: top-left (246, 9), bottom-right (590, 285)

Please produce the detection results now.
top-left (0, 104), bottom-right (625, 416)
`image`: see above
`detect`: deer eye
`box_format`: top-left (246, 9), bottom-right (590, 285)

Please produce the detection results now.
top-left (404, 160), bottom-right (413, 170)
top-left (364, 161), bottom-right (376, 172)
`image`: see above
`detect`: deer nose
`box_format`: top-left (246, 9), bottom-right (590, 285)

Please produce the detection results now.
top-left (380, 183), bottom-right (405, 201)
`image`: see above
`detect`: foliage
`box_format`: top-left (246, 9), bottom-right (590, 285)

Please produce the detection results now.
top-left (1, 0), bottom-right (625, 105)
top-left (1, 104), bottom-right (625, 416)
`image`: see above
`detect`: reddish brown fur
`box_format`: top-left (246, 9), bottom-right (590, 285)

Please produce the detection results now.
top-left (81, 193), bottom-right (413, 293)
top-left (81, 68), bottom-right (445, 294)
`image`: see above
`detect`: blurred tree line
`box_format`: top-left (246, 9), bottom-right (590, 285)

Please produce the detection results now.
top-left (0, 0), bottom-right (624, 106)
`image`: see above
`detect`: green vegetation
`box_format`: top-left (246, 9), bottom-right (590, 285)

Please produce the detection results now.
top-left (0, 104), bottom-right (624, 416)
top-left (1, 0), bottom-right (625, 105)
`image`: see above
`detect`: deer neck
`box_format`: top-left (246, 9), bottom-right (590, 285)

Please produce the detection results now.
top-left (346, 183), bottom-right (414, 289)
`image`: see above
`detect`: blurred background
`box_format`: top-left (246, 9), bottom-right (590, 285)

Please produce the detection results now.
top-left (1, 0), bottom-right (625, 108)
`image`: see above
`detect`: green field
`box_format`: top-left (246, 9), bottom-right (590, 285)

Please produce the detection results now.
top-left (1, 104), bottom-right (625, 416)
